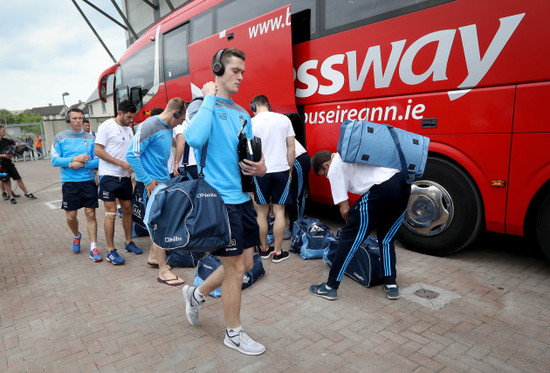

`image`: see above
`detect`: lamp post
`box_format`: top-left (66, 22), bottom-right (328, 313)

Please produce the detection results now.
top-left (62, 92), bottom-right (69, 108)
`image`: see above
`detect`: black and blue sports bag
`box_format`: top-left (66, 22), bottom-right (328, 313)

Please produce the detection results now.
top-left (144, 145), bottom-right (231, 251)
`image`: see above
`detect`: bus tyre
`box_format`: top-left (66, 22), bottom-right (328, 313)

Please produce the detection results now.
top-left (536, 194), bottom-right (550, 260)
top-left (397, 157), bottom-right (483, 256)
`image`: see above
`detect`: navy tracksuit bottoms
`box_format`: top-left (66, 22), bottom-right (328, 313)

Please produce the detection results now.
top-left (326, 172), bottom-right (411, 289)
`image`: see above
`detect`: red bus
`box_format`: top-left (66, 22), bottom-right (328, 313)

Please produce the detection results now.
top-left (98, 0), bottom-right (550, 259)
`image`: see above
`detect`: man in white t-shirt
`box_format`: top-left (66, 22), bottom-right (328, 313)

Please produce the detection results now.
top-left (172, 108), bottom-right (199, 180)
top-left (95, 100), bottom-right (143, 265)
top-left (308, 150), bottom-right (410, 300)
top-left (250, 95), bottom-right (295, 263)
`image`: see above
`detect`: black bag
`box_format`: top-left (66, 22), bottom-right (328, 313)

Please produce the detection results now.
top-left (193, 253), bottom-right (265, 297)
top-left (144, 145), bottom-right (231, 251)
top-left (131, 181), bottom-right (149, 237)
top-left (166, 250), bottom-right (204, 268)
top-left (323, 230), bottom-right (384, 287)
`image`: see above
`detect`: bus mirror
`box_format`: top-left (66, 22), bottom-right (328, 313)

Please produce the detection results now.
top-left (130, 86), bottom-right (143, 107)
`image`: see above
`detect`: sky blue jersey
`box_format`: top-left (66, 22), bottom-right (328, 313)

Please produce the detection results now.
top-left (126, 116), bottom-right (173, 185)
top-left (51, 129), bottom-right (98, 183)
top-left (184, 95), bottom-right (252, 204)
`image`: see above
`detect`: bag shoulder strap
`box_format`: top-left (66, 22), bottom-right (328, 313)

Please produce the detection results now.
top-left (386, 125), bottom-right (408, 183)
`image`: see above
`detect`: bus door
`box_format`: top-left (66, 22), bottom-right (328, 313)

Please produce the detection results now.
top-left (188, 4), bottom-right (296, 114)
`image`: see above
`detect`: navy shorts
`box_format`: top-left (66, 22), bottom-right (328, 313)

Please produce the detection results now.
top-left (62, 180), bottom-right (98, 211)
top-left (212, 200), bottom-right (261, 257)
top-left (253, 170), bottom-right (291, 205)
top-left (98, 175), bottom-right (133, 201)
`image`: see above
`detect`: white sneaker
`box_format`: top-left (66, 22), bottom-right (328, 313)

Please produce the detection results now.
top-left (224, 330), bottom-right (266, 356)
top-left (182, 285), bottom-right (203, 325)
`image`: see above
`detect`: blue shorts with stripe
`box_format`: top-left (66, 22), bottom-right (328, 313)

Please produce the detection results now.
top-left (253, 170), bottom-right (291, 205)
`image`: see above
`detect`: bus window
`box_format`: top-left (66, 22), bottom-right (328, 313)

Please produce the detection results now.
top-left (324, 0), bottom-right (453, 33)
top-left (215, 0), bottom-right (288, 33)
top-left (116, 42), bottom-right (155, 109)
top-left (191, 11), bottom-right (213, 43)
top-left (164, 23), bottom-right (190, 81)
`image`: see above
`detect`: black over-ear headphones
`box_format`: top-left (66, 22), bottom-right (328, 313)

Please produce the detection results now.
top-left (250, 97), bottom-right (271, 113)
top-left (212, 49), bottom-right (226, 76)
top-left (65, 110), bottom-right (71, 124)
top-left (173, 100), bottom-right (185, 119)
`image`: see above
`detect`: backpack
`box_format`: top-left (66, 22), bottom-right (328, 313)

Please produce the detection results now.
top-left (291, 216), bottom-right (334, 260)
top-left (193, 253), bottom-right (265, 297)
top-left (323, 229), bottom-right (384, 287)
top-left (337, 119), bottom-right (430, 184)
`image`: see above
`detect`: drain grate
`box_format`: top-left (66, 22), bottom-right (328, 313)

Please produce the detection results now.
top-left (401, 283), bottom-right (461, 310)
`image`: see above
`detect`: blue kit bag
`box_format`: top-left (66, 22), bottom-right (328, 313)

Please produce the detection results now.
top-left (144, 145), bottom-right (231, 251)
top-left (291, 216), bottom-right (334, 260)
top-left (193, 253), bottom-right (265, 297)
top-left (324, 230), bottom-right (384, 287)
top-left (337, 119), bottom-right (430, 184)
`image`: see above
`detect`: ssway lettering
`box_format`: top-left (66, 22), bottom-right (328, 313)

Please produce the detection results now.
top-left (295, 14), bottom-right (524, 101)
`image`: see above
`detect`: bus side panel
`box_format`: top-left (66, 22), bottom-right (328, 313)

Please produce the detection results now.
top-left (293, 0), bottom-right (549, 107)
top-left (506, 82), bottom-right (550, 236)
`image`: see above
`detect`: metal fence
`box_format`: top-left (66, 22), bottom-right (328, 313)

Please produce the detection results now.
top-left (3, 122), bottom-right (47, 162)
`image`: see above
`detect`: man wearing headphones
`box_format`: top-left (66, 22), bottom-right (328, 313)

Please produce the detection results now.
top-left (249, 95), bottom-right (295, 263)
top-left (51, 108), bottom-right (100, 260)
top-left (181, 48), bottom-right (267, 356)
top-left (126, 97), bottom-right (186, 285)
top-left (94, 100), bottom-right (143, 265)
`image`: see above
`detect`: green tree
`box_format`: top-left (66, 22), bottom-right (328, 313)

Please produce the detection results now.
top-left (15, 110), bottom-right (42, 124)
top-left (0, 109), bottom-right (16, 125)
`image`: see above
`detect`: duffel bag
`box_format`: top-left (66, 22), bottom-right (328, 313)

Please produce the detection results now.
top-left (193, 253), bottom-right (265, 297)
top-left (337, 119), bottom-right (430, 184)
top-left (291, 216), bottom-right (334, 259)
top-left (324, 231), bottom-right (384, 287)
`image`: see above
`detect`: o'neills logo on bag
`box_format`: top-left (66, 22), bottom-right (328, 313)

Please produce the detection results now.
top-left (165, 236), bottom-right (182, 243)
top-left (196, 192), bottom-right (218, 198)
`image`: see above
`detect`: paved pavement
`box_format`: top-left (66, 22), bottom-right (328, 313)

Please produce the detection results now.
top-left (1, 159), bottom-right (550, 372)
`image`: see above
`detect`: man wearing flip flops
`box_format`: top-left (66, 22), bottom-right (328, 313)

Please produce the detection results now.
top-left (126, 97), bottom-right (186, 286)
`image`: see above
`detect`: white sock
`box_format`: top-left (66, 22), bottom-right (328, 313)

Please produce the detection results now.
top-left (90, 242), bottom-right (96, 250)
top-left (324, 284), bottom-right (332, 290)
top-left (195, 288), bottom-right (204, 301)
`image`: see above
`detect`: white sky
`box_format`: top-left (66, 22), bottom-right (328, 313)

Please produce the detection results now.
top-left (0, 1), bottom-right (127, 111)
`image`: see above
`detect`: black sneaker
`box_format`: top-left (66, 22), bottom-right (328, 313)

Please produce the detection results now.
top-left (24, 193), bottom-right (37, 199)
top-left (12, 193), bottom-right (20, 198)
top-left (2, 192), bottom-right (8, 201)
top-left (259, 246), bottom-right (274, 260)
top-left (10, 197), bottom-right (17, 204)
top-left (272, 251), bottom-right (290, 263)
